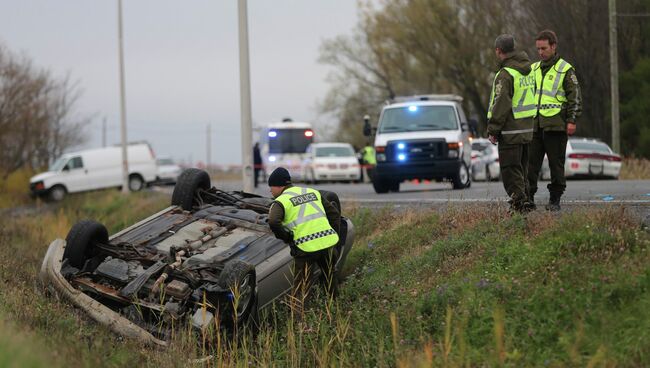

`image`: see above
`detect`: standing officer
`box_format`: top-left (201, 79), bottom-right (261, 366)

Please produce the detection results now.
top-left (253, 142), bottom-right (264, 188)
top-left (487, 34), bottom-right (536, 213)
top-left (361, 143), bottom-right (376, 182)
top-left (266, 167), bottom-right (341, 312)
top-left (527, 30), bottom-right (582, 211)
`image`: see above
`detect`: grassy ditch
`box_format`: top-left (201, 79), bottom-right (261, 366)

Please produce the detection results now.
top-left (0, 191), bottom-right (648, 366)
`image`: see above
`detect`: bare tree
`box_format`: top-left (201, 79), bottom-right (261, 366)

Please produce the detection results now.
top-left (0, 44), bottom-right (88, 180)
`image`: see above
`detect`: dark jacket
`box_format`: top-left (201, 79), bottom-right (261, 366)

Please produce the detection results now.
top-left (253, 144), bottom-right (262, 166)
top-left (487, 51), bottom-right (535, 145)
top-left (534, 54), bottom-right (582, 132)
top-left (268, 185), bottom-right (340, 244)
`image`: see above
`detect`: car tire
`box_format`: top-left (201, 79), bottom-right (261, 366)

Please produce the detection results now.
top-left (48, 185), bottom-right (67, 202)
top-left (218, 260), bottom-right (256, 327)
top-left (452, 162), bottom-right (471, 189)
top-left (171, 168), bottom-right (211, 210)
top-left (128, 174), bottom-right (145, 191)
top-left (64, 220), bottom-right (108, 269)
top-left (319, 190), bottom-right (341, 213)
top-left (372, 178), bottom-right (390, 194)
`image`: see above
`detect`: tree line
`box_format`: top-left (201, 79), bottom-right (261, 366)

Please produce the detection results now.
top-left (319, 0), bottom-right (650, 158)
top-left (0, 43), bottom-right (87, 180)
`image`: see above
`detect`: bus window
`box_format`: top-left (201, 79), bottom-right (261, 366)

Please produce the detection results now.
top-left (268, 129), bottom-right (313, 154)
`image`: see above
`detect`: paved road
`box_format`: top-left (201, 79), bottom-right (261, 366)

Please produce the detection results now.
top-left (208, 178), bottom-right (650, 205)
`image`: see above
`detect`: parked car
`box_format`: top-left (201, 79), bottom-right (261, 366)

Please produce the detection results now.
top-left (470, 138), bottom-right (500, 181)
top-left (155, 156), bottom-right (182, 185)
top-left (302, 143), bottom-right (361, 183)
top-left (540, 138), bottom-right (621, 179)
top-left (40, 169), bottom-right (354, 346)
top-left (30, 142), bottom-right (158, 201)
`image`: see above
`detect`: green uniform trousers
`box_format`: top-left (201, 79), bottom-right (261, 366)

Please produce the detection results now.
top-left (527, 131), bottom-right (568, 197)
top-left (498, 143), bottom-right (530, 210)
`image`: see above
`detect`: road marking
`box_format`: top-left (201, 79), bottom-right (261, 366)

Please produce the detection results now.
top-left (343, 198), bottom-right (650, 205)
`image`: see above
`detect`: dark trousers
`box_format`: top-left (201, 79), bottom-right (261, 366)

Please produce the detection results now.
top-left (527, 131), bottom-right (568, 197)
top-left (498, 143), bottom-right (530, 210)
top-left (291, 247), bottom-right (338, 313)
top-left (254, 168), bottom-right (262, 188)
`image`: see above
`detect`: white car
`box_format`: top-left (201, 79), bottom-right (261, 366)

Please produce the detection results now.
top-left (471, 139), bottom-right (500, 181)
top-left (540, 138), bottom-right (621, 179)
top-left (155, 157), bottom-right (182, 184)
top-left (302, 143), bottom-right (361, 183)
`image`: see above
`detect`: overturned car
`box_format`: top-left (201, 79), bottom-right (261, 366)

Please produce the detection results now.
top-left (40, 169), bottom-right (354, 346)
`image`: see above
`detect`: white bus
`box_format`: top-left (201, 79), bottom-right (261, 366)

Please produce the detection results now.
top-left (258, 119), bottom-right (314, 180)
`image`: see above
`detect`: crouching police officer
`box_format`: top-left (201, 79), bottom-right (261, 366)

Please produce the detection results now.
top-left (266, 167), bottom-right (341, 311)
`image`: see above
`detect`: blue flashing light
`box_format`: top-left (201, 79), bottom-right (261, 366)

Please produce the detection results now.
top-left (397, 153), bottom-right (407, 161)
top-left (397, 143), bottom-right (406, 150)
top-left (408, 105), bottom-right (418, 112)
top-left (268, 131), bottom-right (277, 138)
top-left (269, 155), bottom-right (277, 162)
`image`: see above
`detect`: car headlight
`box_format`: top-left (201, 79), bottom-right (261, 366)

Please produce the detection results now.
top-left (448, 150), bottom-right (459, 159)
top-left (376, 153), bottom-right (386, 162)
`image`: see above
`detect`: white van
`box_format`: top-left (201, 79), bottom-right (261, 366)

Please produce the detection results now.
top-left (29, 142), bottom-right (158, 201)
top-left (363, 94), bottom-right (472, 193)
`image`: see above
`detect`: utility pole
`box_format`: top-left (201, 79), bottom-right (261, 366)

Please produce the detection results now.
top-left (238, 0), bottom-right (254, 192)
top-left (207, 124), bottom-right (212, 174)
top-left (102, 117), bottom-right (107, 147)
top-left (609, 0), bottom-right (620, 154)
top-left (117, 0), bottom-right (129, 193)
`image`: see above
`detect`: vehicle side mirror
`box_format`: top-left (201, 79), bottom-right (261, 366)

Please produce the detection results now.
top-left (363, 115), bottom-right (372, 137)
top-left (461, 122), bottom-right (469, 132)
top-left (62, 165), bottom-right (70, 172)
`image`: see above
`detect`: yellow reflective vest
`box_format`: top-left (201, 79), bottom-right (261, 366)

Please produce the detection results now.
top-left (487, 67), bottom-right (537, 120)
top-left (362, 146), bottom-right (376, 165)
top-left (532, 58), bottom-right (573, 117)
top-left (276, 186), bottom-right (339, 253)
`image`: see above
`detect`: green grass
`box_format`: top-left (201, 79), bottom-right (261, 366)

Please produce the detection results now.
top-left (0, 190), bottom-right (648, 367)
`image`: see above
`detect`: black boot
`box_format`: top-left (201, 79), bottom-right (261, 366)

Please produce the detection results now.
top-left (524, 194), bottom-right (537, 211)
top-left (545, 192), bottom-right (561, 211)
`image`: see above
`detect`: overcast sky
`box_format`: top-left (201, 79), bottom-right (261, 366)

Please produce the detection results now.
top-left (0, 1), bottom-right (360, 165)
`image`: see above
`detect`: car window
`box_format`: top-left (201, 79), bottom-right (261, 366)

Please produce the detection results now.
top-left (472, 142), bottom-right (489, 152)
top-left (65, 156), bottom-right (84, 170)
top-left (379, 105), bottom-right (458, 133)
top-left (570, 141), bottom-right (611, 153)
top-left (315, 146), bottom-right (355, 157)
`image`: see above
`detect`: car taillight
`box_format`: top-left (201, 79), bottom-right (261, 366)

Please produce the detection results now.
top-left (304, 130), bottom-right (314, 138)
top-left (568, 153), bottom-right (621, 162)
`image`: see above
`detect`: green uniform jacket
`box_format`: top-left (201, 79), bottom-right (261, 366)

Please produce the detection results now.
top-left (534, 54), bottom-right (582, 132)
top-left (487, 51), bottom-right (535, 145)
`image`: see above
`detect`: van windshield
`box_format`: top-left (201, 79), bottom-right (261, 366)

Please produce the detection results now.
top-left (378, 105), bottom-right (458, 133)
top-left (49, 157), bottom-right (68, 172)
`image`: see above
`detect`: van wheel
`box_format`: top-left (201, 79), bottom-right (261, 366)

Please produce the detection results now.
top-left (372, 178), bottom-right (390, 194)
top-left (48, 185), bottom-right (67, 202)
top-left (172, 168), bottom-right (211, 210)
top-left (452, 163), bottom-right (471, 189)
top-left (128, 174), bottom-right (145, 191)
top-left (64, 220), bottom-right (108, 269)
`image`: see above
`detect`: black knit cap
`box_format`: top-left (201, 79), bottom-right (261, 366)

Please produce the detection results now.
top-left (268, 167), bottom-right (292, 186)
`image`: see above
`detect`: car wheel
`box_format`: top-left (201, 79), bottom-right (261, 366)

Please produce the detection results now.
top-left (128, 174), bottom-right (145, 191)
top-left (452, 162), bottom-right (471, 189)
top-left (171, 168), bottom-right (211, 210)
top-left (319, 190), bottom-right (341, 213)
top-left (48, 185), bottom-right (67, 202)
top-left (218, 260), bottom-right (256, 327)
top-left (64, 220), bottom-right (108, 269)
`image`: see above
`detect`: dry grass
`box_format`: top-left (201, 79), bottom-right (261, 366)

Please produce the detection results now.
top-left (620, 157), bottom-right (650, 179)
